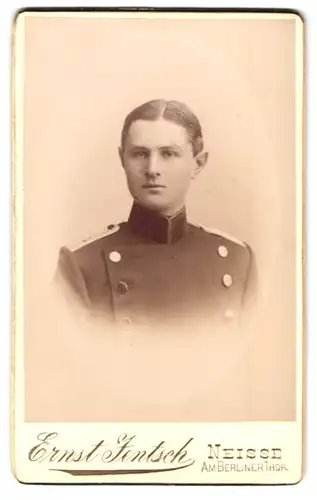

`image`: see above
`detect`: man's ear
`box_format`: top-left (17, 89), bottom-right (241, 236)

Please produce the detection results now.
top-left (192, 152), bottom-right (208, 178)
top-left (118, 147), bottom-right (125, 168)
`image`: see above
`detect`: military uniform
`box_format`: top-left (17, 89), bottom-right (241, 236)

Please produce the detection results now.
top-left (57, 202), bottom-right (255, 332)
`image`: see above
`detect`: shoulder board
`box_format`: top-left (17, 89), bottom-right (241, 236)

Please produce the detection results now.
top-left (196, 224), bottom-right (246, 247)
top-left (74, 223), bottom-right (121, 251)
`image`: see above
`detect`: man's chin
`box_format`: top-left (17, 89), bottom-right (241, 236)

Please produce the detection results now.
top-left (134, 196), bottom-right (169, 214)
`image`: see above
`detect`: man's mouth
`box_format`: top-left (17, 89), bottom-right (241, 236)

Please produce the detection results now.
top-left (142, 184), bottom-right (166, 189)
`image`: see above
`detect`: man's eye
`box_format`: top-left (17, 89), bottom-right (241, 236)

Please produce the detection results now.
top-left (161, 150), bottom-right (178, 158)
top-left (131, 150), bottom-right (148, 158)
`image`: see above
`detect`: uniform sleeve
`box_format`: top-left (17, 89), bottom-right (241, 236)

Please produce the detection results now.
top-left (55, 246), bottom-right (91, 308)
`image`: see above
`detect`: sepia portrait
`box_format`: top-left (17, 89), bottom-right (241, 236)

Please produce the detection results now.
top-left (57, 98), bottom-right (255, 331)
top-left (14, 10), bottom-right (303, 433)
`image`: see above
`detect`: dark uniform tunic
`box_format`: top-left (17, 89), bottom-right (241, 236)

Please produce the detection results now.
top-left (57, 202), bottom-right (255, 333)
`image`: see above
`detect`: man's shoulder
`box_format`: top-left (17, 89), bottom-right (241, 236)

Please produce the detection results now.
top-left (188, 222), bottom-right (251, 255)
top-left (59, 222), bottom-right (129, 266)
top-left (188, 223), bottom-right (256, 307)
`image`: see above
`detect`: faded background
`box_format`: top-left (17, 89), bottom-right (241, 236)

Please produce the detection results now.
top-left (22, 13), bottom-right (298, 422)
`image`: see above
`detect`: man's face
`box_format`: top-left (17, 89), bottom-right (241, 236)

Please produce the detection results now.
top-left (119, 119), bottom-right (206, 216)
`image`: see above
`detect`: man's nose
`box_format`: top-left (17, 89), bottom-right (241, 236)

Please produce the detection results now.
top-left (145, 153), bottom-right (161, 177)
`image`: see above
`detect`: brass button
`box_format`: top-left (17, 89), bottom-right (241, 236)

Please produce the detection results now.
top-left (218, 245), bottom-right (228, 258)
top-left (224, 309), bottom-right (234, 318)
top-left (109, 251), bottom-right (121, 263)
top-left (222, 274), bottom-right (233, 288)
top-left (117, 281), bottom-right (128, 295)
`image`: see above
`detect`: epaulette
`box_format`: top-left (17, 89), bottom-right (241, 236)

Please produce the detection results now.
top-left (74, 223), bottom-right (121, 251)
top-left (197, 224), bottom-right (247, 248)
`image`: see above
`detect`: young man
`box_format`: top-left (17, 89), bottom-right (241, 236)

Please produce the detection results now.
top-left (57, 99), bottom-right (255, 332)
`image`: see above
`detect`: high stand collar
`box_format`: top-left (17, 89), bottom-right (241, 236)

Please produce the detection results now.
top-left (128, 202), bottom-right (188, 244)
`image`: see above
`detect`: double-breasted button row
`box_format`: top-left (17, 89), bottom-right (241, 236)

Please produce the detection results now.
top-left (109, 251), bottom-right (233, 292)
top-left (108, 252), bottom-right (129, 295)
top-left (107, 252), bottom-right (129, 297)
top-left (217, 246), bottom-right (232, 288)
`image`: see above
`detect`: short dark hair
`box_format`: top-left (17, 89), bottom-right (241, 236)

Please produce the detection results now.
top-left (121, 99), bottom-right (204, 156)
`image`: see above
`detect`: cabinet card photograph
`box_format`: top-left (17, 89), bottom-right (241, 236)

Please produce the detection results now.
top-left (12, 9), bottom-right (304, 484)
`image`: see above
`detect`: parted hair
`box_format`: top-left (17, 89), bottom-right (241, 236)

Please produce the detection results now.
top-left (121, 99), bottom-right (204, 156)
